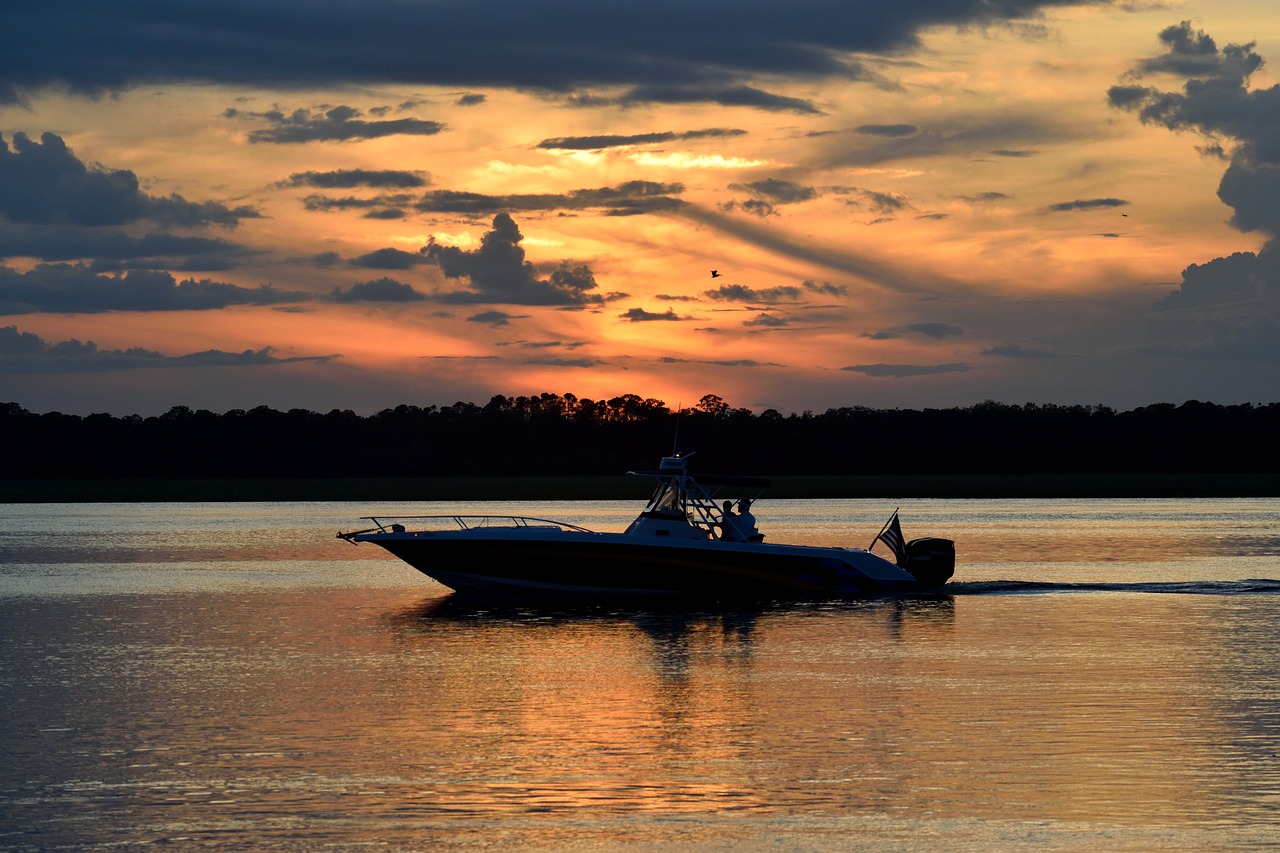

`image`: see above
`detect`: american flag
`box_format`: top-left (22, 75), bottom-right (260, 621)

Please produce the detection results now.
top-left (875, 511), bottom-right (907, 567)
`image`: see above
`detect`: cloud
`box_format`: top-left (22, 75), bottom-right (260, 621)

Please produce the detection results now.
top-left (414, 181), bottom-right (685, 217)
top-left (621, 307), bottom-right (685, 322)
top-left (225, 105), bottom-right (445, 144)
top-left (422, 213), bottom-right (605, 306)
top-left (1042, 198), bottom-right (1129, 213)
top-left (468, 310), bottom-right (527, 326)
top-left (866, 322), bottom-right (964, 340)
top-left (1110, 22), bottom-right (1280, 314)
top-left (0, 325), bottom-right (333, 372)
top-left (0, 131), bottom-right (257, 227)
top-left (982, 343), bottom-right (1058, 358)
top-left (327, 277), bottom-right (426, 303)
top-left (2, 1), bottom-right (1106, 111)
top-left (0, 264), bottom-right (305, 314)
top-left (856, 124), bottom-right (918, 137)
top-left (537, 128), bottom-right (747, 150)
top-left (705, 283), bottom-right (804, 303)
top-left (841, 362), bottom-right (971, 377)
top-left (281, 169), bottom-right (428, 188)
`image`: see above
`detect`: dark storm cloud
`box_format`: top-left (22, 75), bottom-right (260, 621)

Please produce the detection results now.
top-left (0, 132), bottom-right (257, 227)
top-left (1, 1), bottom-right (1107, 110)
top-left (281, 169), bottom-right (428, 189)
top-left (225, 106), bottom-right (445, 144)
top-left (415, 181), bottom-right (685, 217)
top-left (841, 362), bottom-right (971, 377)
top-left (0, 265), bottom-right (305, 314)
top-left (1042, 198), bottom-right (1129, 213)
top-left (422, 213), bottom-right (605, 306)
top-left (327, 277), bottom-right (426, 303)
top-left (1110, 22), bottom-right (1280, 320)
top-left (537, 128), bottom-right (747, 150)
top-left (0, 325), bottom-right (333, 373)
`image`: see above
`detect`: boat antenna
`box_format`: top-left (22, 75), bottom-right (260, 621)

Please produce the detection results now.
top-left (671, 403), bottom-right (682, 456)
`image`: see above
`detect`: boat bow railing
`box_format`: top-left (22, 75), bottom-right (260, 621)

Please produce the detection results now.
top-left (338, 514), bottom-right (595, 542)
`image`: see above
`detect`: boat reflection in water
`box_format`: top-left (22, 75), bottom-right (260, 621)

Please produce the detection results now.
top-left (340, 454), bottom-right (956, 598)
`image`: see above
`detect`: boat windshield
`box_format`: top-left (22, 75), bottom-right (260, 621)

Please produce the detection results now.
top-left (644, 480), bottom-right (685, 515)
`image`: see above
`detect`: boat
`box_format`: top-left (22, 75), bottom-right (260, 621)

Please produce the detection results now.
top-left (337, 453), bottom-right (955, 598)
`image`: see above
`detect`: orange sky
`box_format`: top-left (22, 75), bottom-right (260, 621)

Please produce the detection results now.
top-left (2, 1), bottom-right (1280, 415)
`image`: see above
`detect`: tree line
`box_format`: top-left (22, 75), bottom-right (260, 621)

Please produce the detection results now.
top-left (4, 394), bottom-right (1279, 479)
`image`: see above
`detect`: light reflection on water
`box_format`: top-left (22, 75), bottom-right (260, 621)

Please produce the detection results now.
top-left (0, 498), bottom-right (1278, 849)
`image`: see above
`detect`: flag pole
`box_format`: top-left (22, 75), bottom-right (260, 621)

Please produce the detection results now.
top-left (869, 506), bottom-right (900, 550)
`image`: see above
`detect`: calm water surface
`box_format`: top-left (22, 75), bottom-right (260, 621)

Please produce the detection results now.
top-left (1, 498), bottom-right (1279, 850)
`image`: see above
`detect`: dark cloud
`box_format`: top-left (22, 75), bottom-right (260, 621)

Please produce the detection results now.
top-left (1042, 198), bottom-right (1129, 213)
top-left (281, 169), bottom-right (428, 188)
top-left (0, 225), bottom-right (248, 266)
top-left (225, 105), bottom-right (445, 144)
top-left (0, 131), bottom-right (257, 227)
top-left (2, 1), bottom-right (1104, 111)
top-left (989, 149), bottom-right (1038, 157)
top-left (729, 179), bottom-right (818, 205)
top-left (982, 343), bottom-right (1058, 358)
top-left (744, 313), bottom-right (789, 328)
top-left (456, 93), bottom-right (487, 106)
top-left (415, 181), bottom-right (685, 217)
top-left (864, 322), bottom-right (963, 340)
top-left (0, 264), bottom-right (305, 314)
top-left (961, 192), bottom-right (1011, 203)
top-left (327, 277), bottom-right (426, 303)
top-left (349, 248), bottom-right (430, 270)
top-left (841, 362), bottom-right (971, 377)
top-left (856, 124), bottom-right (918, 137)
top-left (422, 213), bottom-right (605, 306)
top-left (1110, 22), bottom-right (1280, 317)
top-left (621, 307), bottom-right (685, 322)
top-left (705, 283), bottom-right (804, 303)
top-left (468, 310), bottom-right (526, 326)
top-left (0, 325), bottom-right (333, 372)
top-left (537, 128), bottom-right (747, 150)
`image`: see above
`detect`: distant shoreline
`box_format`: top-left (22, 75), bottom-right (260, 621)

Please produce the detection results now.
top-left (5, 473), bottom-right (1280, 503)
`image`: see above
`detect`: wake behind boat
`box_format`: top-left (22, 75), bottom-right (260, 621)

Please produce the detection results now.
top-left (337, 454), bottom-right (955, 598)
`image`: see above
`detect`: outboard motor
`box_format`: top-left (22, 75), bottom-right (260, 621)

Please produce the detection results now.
top-left (903, 537), bottom-right (955, 588)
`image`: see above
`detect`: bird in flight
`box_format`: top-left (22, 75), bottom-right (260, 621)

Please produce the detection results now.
top-left (711, 270), bottom-right (721, 278)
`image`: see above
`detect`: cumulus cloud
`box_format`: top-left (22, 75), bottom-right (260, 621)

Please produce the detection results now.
top-left (0, 265), bottom-right (305, 314)
top-left (225, 105), bottom-right (446, 143)
top-left (1110, 22), bottom-right (1280, 324)
top-left (422, 213), bottom-right (605, 306)
top-left (468, 310), bottom-right (527, 326)
top-left (0, 131), bottom-right (257, 228)
top-left (327, 277), bottom-right (426, 303)
top-left (0, 325), bottom-right (334, 372)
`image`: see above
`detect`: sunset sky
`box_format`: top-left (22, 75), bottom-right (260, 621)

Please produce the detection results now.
top-left (3, 0), bottom-right (1279, 416)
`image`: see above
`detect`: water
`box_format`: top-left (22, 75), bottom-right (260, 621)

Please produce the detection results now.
top-left (2, 498), bottom-right (1279, 850)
